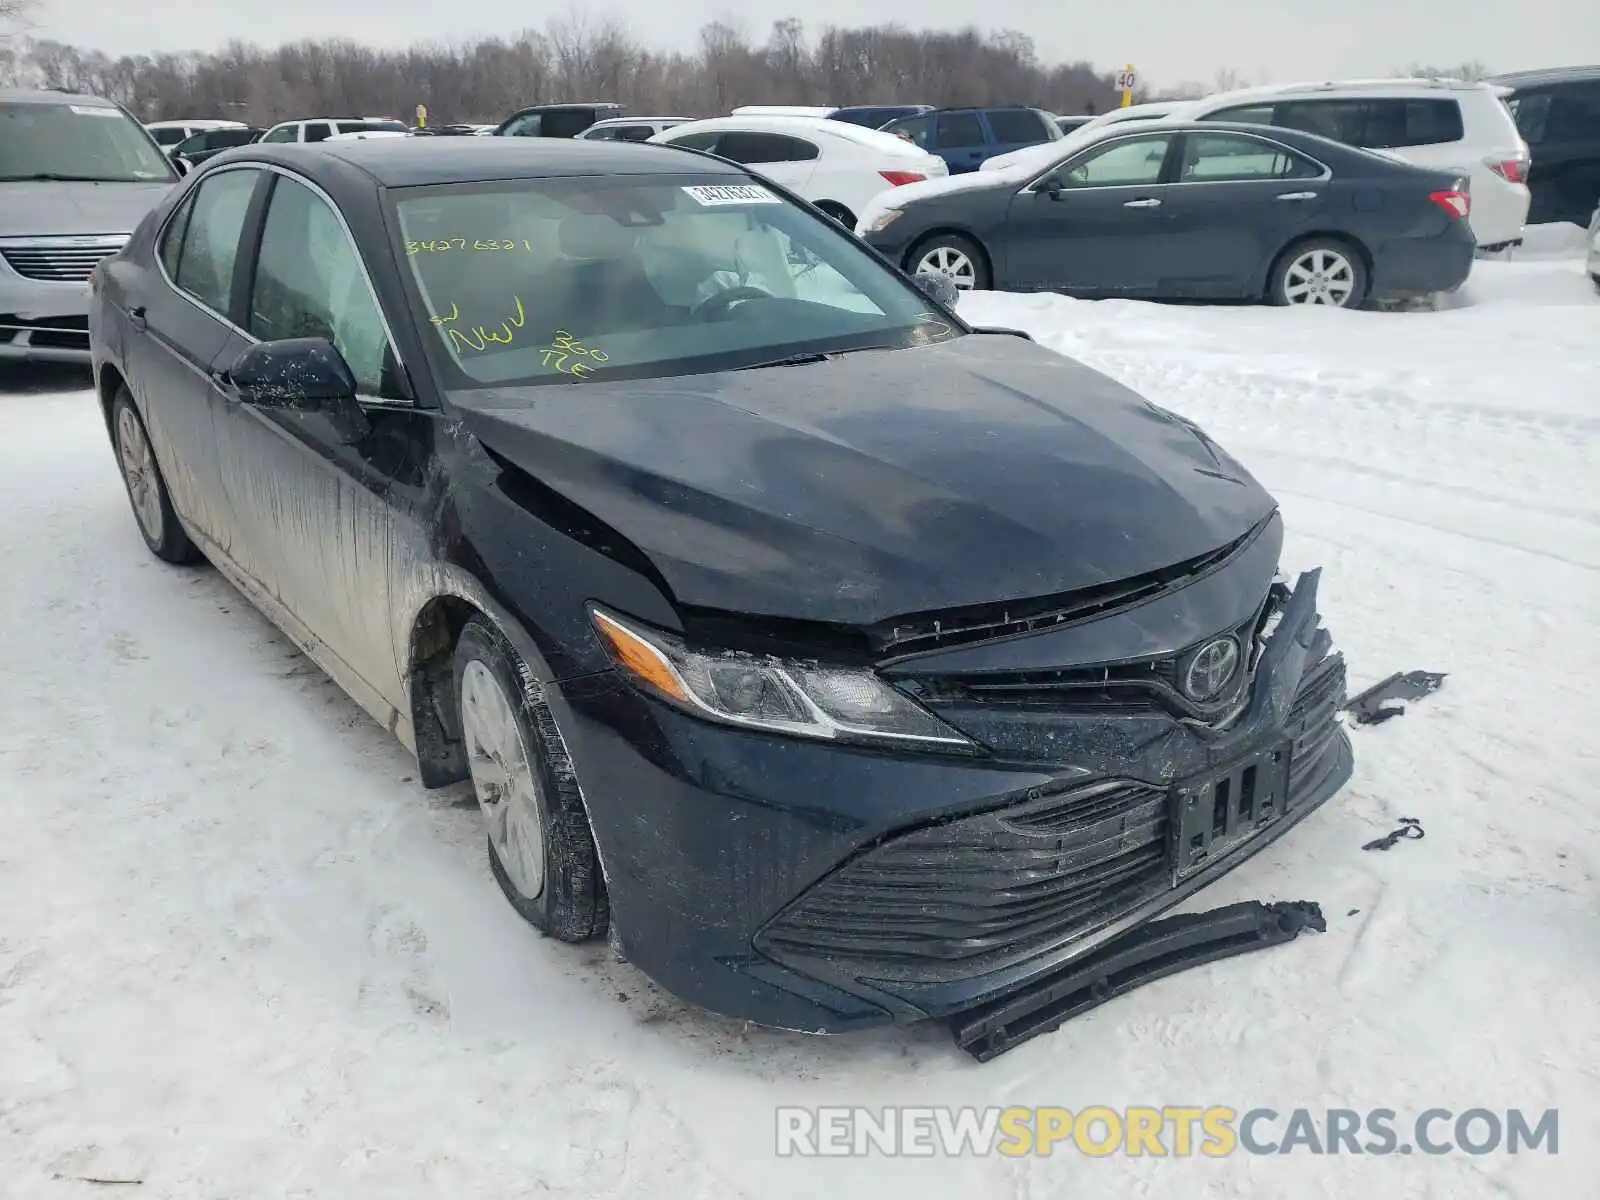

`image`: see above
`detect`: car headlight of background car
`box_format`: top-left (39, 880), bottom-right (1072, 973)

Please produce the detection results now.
top-left (590, 607), bottom-right (975, 751)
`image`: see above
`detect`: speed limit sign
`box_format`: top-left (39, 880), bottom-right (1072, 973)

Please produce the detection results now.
top-left (1116, 69), bottom-right (1138, 91)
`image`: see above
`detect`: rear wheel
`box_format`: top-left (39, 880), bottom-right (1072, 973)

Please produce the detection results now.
top-left (1269, 238), bottom-right (1367, 308)
top-left (111, 387), bottom-right (201, 564)
top-left (815, 200), bottom-right (856, 228)
top-left (453, 618), bottom-right (608, 942)
top-left (909, 232), bottom-right (990, 291)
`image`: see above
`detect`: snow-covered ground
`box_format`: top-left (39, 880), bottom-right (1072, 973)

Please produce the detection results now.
top-left (3, 249), bottom-right (1596, 1198)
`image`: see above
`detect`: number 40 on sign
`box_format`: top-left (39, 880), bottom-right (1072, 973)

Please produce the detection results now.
top-left (1117, 65), bottom-right (1137, 106)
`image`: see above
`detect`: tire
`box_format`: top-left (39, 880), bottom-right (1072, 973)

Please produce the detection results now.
top-left (452, 618), bottom-right (608, 942)
top-left (1268, 237), bottom-right (1368, 308)
top-left (815, 201), bottom-right (856, 228)
top-left (908, 232), bottom-right (990, 292)
top-left (110, 387), bottom-right (201, 564)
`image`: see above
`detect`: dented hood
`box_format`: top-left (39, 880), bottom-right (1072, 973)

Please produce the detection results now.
top-left (449, 335), bottom-right (1276, 626)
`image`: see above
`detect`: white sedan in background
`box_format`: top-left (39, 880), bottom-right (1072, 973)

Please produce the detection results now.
top-left (649, 115), bottom-right (947, 228)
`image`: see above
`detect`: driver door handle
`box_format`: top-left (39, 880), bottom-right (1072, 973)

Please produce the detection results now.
top-left (1123, 197), bottom-right (1161, 208)
top-left (1277, 191), bottom-right (1319, 200)
top-left (126, 305), bottom-right (146, 329)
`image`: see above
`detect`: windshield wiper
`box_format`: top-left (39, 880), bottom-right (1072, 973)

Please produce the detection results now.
top-left (738, 352), bottom-right (834, 370)
top-left (737, 345), bottom-right (899, 372)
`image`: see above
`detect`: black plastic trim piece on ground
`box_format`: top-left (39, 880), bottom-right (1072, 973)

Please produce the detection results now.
top-left (949, 900), bottom-right (1327, 1062)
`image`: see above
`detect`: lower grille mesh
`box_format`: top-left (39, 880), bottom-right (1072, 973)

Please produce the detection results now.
top-left (758, 654), bottom-right (1348, 984)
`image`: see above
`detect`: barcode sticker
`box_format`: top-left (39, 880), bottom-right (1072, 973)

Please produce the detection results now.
top-left (681, 184), bottom-right (781, 206)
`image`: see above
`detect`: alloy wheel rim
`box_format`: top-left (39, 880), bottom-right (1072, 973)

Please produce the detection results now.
top-left (917, 246), bottom-right (977, 290)
top-left (460, 659), bottom-right (546, 899)
top-left (116, 408), bottom-right (164, 540)
top-left (1284, 248), bottom-right (1355, 306)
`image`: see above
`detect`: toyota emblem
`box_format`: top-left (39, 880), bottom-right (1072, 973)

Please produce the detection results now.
top-left (1184, 637), bottom-right (1239, 701)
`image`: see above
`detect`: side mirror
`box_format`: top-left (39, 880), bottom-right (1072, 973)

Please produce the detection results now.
top-left (226, 337), bottom-right (370, 442)
top-left (912, 271), bottom-right (960, 309)
top-left (1040, 175), bottom-right (1064, 200)
top-left (171, 156), bottom-right (191, 176)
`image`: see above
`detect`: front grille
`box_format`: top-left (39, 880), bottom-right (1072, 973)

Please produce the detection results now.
top-left (912, 591), bottom-right (1280, 722)
top-left (2, 239), bottom-right (124, 283)
top-left (758, 652), bottom-right (1348, 984)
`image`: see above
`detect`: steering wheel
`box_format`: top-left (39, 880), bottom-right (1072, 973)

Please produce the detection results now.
top-left (694, 285), bottom-right (773, 321)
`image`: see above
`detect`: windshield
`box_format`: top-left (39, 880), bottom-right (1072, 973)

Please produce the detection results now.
top-left (0, 102), bottom-right (177, 183)
top-left (391, 174), bottom-right (962, 390)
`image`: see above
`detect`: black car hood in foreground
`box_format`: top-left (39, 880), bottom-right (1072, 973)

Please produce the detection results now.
top-left (451, 334), bottom-right (1276, 627)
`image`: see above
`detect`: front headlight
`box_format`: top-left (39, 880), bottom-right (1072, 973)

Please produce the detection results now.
top-left (862, 208), bottom-right (903, 233)
top-left (590, 607), bottom-right (975, 751)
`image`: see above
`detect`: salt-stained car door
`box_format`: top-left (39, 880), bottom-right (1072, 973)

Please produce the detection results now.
top-left (210, 171), bottom-right (412, 713)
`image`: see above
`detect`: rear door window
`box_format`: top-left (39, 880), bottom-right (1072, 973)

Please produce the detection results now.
top-left (1361, 99), bottom-right (1464, 147)
top-left (986, 108), bottom-right (1049, 143)
top-left (303, 123), bottom-right (334, 143)
top-left (1179, 134), bottom-right (1322, 181)
top-left (714, 132), bottom-right (819, 163)
top-left (543, 111), bottom-right (597, 138)
top-left (1273, 100), bottom-right (1368, 143)
top-left (935, 111), bottom-right (986, 148)
top-left (170, 168), bottom-right (259, 315)
top-left (1544, 83), bottom-right (1600, 142)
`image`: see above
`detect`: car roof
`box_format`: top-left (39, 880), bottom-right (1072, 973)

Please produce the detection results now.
top-left (588, 116), bottom-right (689, 125)
top-left (0, 88), bottom-right (119, 108)
top-left (230, 138), bottom-right (746, 186)
top-left (1490, 64), bottom-right (1600, 87)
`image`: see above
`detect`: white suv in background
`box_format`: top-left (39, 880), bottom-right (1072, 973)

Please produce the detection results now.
top-left (258, 117), bottom-right (410, 143)
top-left (1183, 79), bottom-right (1531, 250)
top-left (650, 116), bottom-right (948, 228)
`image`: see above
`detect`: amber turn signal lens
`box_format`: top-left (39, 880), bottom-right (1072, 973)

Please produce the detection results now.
top-left (591, 610), bottom-right (693, 704)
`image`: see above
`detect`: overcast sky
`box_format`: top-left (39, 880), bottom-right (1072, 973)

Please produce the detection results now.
top-left (23, 2), bottom-right (1600, 89)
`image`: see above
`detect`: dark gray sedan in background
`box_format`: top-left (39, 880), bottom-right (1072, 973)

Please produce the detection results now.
top-left (862, 121), bottom-right (1477, 307)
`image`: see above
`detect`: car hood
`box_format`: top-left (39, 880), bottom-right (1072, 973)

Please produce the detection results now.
top-left (0, 181), bottom-right (175, 238)
top-left (450, 335), bottom-right (1277, 627)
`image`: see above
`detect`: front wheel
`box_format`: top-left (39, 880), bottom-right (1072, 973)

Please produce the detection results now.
top-left (909, 233), bottom-right (990, 292)
top-left (453, 618), bottom-right (608, 942)
top-left (111, 387), bottom-right (201, 564)
top-left (1269, 238), bottom-right (1367, 308)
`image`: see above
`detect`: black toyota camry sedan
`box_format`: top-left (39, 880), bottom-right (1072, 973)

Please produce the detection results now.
top-left (89, 137), bottom-right (1352, 1034)
top-left (862, 121), bottom-right (1476, 306)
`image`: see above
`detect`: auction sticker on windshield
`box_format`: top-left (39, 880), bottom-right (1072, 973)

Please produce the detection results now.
top-left (682, 184), bottom-right (781, 205)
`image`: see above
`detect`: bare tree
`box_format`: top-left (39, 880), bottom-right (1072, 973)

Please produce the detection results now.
top-left (1400, 60), bottom-right (1492, 81)
top-left (2, 0), bottom-right (37, 21)
top-left (0, 16), bottom-right (1149, 125)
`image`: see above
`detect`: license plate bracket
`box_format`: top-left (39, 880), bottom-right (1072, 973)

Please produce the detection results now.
top-left (1170, 741), bottom-right (1291, 883)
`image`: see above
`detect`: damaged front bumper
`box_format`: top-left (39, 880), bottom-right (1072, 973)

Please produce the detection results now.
top-left (547, 566), bottom-right (1353, 1034)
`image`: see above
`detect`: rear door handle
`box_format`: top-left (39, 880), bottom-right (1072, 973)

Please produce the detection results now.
top-left (127, 304), bottom-right (146, 329)
top-left (1123, 197), bottom-right (1161, 208)
top-left (1277, 191), bottom-right (1318, 201)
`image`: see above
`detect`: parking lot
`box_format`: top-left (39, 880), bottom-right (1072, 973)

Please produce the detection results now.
top-left (2, 229), bottom-right (1594, 1197)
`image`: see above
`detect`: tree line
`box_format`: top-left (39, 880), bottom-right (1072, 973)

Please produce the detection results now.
top-left (0, 15), bottom-right (1135, 126)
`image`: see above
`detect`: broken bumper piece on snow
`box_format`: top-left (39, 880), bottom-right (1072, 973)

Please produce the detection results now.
top-left (949, 901), bottom-right (1328, 1062)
